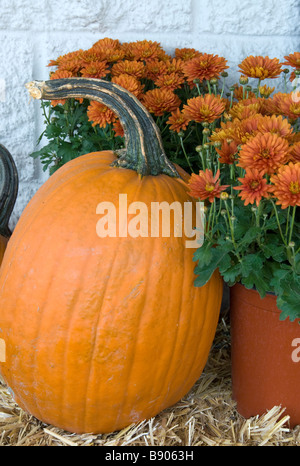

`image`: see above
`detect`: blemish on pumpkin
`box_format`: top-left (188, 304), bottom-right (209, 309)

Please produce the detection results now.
top-left (0, 338), bottom-right (6, 362)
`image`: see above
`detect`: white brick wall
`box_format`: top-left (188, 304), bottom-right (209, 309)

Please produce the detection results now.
top-left (0, 0), bottom-right (299, 227)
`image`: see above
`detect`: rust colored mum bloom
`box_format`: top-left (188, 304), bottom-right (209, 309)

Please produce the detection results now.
top-left (230, 101), bottom-right (261, 120)
top-left (259, 84), bottom-right (275, 97)
top-left (175, 47), bottom-right (201, 61)
top-left (257, 114), bottom-right (293, 140)
top-left (111, 60), bottom-right (145, 79)
top-left (142, 88), bottom-right (181, 116)
top-left (272, 92), bottom-right (300, 120)
top-left (123, 40), bottom-right (169, 62)
top-left (90, 38), bottom-right (124, 63)
top-left (211, 115), bottom-right (261, 146)
top-left (87, 101), bottom-right (117, 128)
top-left (154, 72), bottom-right (185, 91)
top-left (164, 58), bottom-right (185, 76)
top-left (92, 37), bottom-right (121, 50)
top-left (112, 74), bottom-right (144, 99)
top-left (238, 132), bottom-right (289, 175)
top-left (188, 169), bottom-right (229, 202)
top-left (238, 55), bottom-right (282, 80)
top-left (233, 85), bottom-right (256, 101)
top-left (270, 162), bottom-right (300, 209)
top-left (48, 50), bottom-right (84, 73)
top-left (234, 168), bottom-right (271, 206)
top-left (283, 52), bottom-right (300, 69)
top-left (288, 142), bottom-right (300, 163)
top-left (80, 61), bottom-right (110, 79)
top-left (183, 53), bottom-right (228, 85)
top-left (112, 119), bottom-right (124, 138)
top-left (183, 94), bottom-right (226, 124)
top-left (144, 59), bottom-right (168, 80)
top-left (215, 140), bottom-right (239, 164)
top-left (167, 108), bottom-right (189, 133)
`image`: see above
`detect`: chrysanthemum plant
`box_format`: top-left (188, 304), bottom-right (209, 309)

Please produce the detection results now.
top-left (32, 40), bottom-right (300, 321)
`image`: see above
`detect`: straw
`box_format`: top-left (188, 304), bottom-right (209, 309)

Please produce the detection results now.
top-left (1, 310), bottom-right (300, 446)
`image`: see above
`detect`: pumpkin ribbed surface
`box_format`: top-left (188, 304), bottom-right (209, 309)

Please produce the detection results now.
top-left (0, 151), bottom-right (222, 434)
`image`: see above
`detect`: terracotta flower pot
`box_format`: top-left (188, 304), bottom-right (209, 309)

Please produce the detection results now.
top-left (230, 282), bottom-right (300, 428)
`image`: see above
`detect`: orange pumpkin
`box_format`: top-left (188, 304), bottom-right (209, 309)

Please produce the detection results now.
top-left (0, 144), bottom-right (18, 264)
top-left (0, 78), bottom-right (223, 434)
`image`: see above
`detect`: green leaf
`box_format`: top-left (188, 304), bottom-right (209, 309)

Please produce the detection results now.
top-left (194, 245), bottom-right (232, 287)
top-left (240, 254), bottom-right (269, 297)
top-left (276, 274), bottom-right (300, 322)
top-left (193, 240), bottom-right (213, 264)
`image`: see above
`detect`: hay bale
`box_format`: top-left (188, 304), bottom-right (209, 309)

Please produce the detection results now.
top-left (1, 311), bottom-right (299, 446)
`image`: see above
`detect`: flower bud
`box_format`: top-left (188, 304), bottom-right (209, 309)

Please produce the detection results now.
top-left (220, 192), bottom-right (229, 200)
top-left (239, 76), bottom-right (248, 85)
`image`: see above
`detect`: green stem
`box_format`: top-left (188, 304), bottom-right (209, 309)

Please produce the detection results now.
top-left (224, 199), bottom-right (241, 261)
top-left (271, 200), bottom-right (287, 246)
top-left (180, 136), bottom-right (194, 172)
top-left (288, 205), bottom-right (296, 244)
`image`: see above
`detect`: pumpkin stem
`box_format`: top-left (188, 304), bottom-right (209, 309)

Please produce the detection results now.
top-left (0, 144), bottom-right (18, 237)
top-left (25, 78), bottom-right (180, 178)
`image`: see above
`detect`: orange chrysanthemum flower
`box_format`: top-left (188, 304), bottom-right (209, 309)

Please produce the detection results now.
top-left (283, 52), bottom-right (300, 69)
top-left (90, 38), bottom-right (124, 63)
top-left (188, 169), bottom-right (229, 202)
top-left (144, 59), bottom-right (168, 80)
top-left (175, 47), bottom-right (201, 62)
top-left (215, 140), bottom-right (239, 164)
top-left (183, 94), bottom-right (226, 124)
top-left (238, 132), bottom-right (289, 175)
top-left (238, 55), bottom-right (282, 80)
top-left (142, 88), bottom-right (181, 116)
top-left (111, 74), bottom-right (144, 99)
top-left (229, 101), bottom-right (261, 120)
top-left (210, 116), bottom-right (261, 146)
top-left (259, 84), bottom-right (275, 97)
top-left (111, 60), bottom-right (145, 79)
top-left (270, 162), bottom-right (300, 209)
top-left (48, 50), bottom-right (84, 72)
top-left (112, 119), bottom-right (124, 137)
top-left (234, 168), bottom-right (271, 206)
top-left (288, 142), bottom-right (300, 163)
top-left (164, 58), bottom-right (185, 76)
top-left (80, 61), bottom-right (110, 79)
top-left (233, 85), bottom-right (256, 101)
top-left (122, 40), bottom-right (169, 62)
top-left (87, 101), bottom-right (117, 128)
top-left (167, 108), bottom-right (189, 133)
top-left (183, 53), bottom-right (228, 85)
top-left (154, 72), bottom-right (185, 91)
top-left (272, 92), bottom-right (300, 120)
top-left (92, 37), bottom-right (121, 50)
top-left (257, 114), bottom-right (294, 140)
